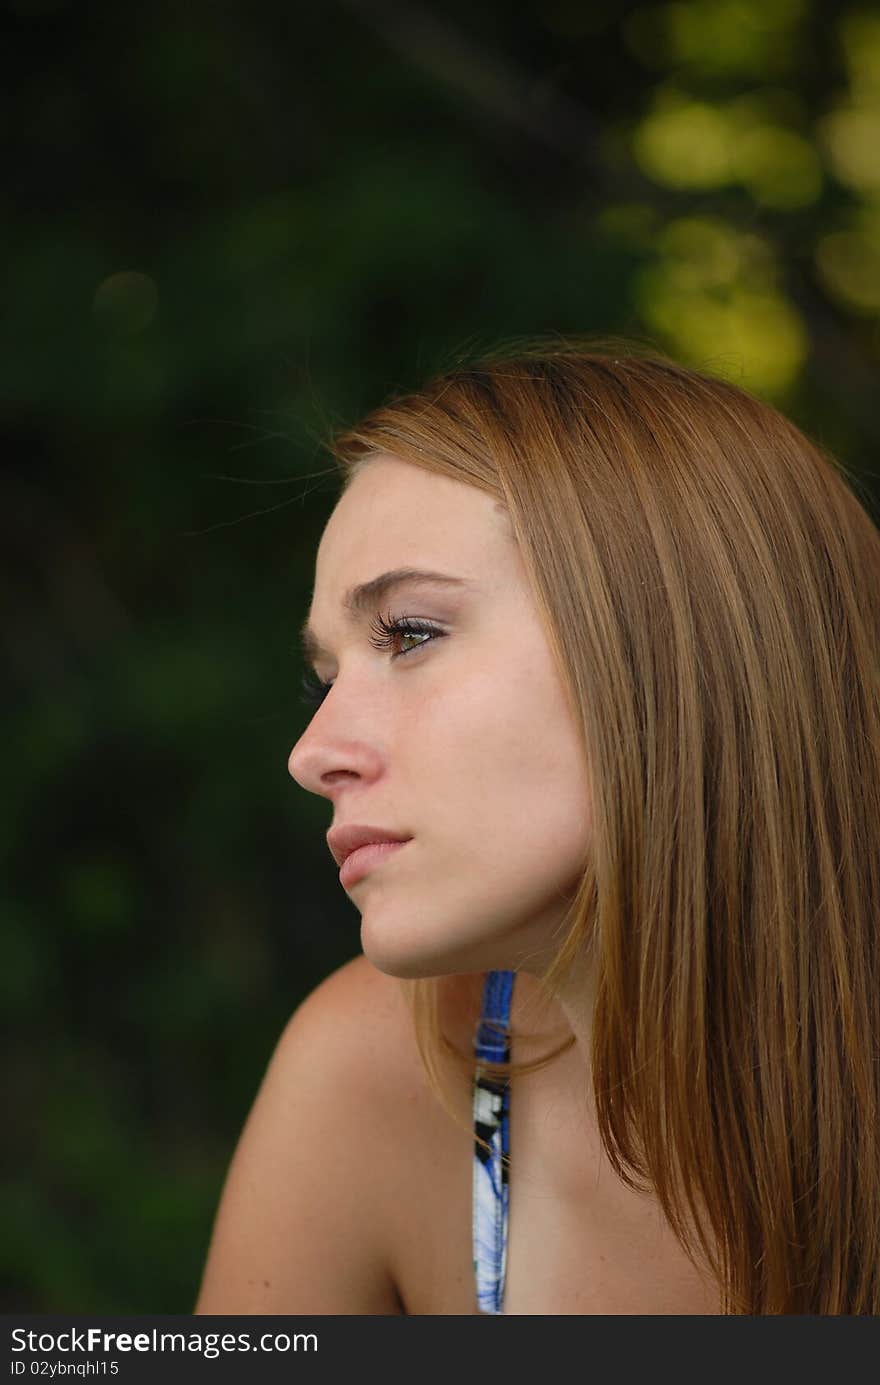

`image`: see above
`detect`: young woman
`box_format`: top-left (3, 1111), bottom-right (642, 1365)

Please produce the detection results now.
top-left (194, 342), bottom-right (880, 1315)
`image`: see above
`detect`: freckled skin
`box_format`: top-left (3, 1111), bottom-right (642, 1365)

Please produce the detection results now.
top-left (288, 455), bottom-right (593, 984)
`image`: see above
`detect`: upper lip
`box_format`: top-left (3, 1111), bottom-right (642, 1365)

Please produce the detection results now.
top-left (327, 824), bottom-right (412, 868)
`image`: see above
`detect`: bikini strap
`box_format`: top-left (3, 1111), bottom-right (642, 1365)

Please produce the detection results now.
top-left (472, 969), bottom-right (515, 1314)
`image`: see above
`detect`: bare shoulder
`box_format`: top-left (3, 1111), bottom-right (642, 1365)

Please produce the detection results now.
top-left (287, 952), bottom-right (413, 1077)
top-left (194, 953), bottom-right (440, 1315)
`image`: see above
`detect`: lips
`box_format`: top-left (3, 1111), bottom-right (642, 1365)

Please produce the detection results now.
top-left (327, 823), bottom-right (412, 868)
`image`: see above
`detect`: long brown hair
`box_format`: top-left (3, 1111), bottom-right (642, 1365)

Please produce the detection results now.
top-left (330, 338), bottom-right (880, 1314)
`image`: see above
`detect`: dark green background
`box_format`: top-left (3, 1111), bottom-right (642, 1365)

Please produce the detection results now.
top-left (4, 0), bottom-right (879, 1312)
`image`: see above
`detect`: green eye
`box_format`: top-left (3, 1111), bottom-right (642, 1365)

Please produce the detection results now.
top-left (300, 611), bottom-right (446, 713)
top-left (367, 610), bottom-right (442, 657)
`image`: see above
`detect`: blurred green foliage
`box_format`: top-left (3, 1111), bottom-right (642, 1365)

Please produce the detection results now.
top-left (3, 0), bottom-right (878, 1312)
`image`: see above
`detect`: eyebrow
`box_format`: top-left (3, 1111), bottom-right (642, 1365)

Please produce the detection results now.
top-left (299, 567), bottom-right (475, 665)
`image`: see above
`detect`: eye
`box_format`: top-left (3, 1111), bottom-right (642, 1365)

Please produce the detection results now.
top-left (299, 611), bottom-right (445, 711)
top-left (300, 669), bottom-right (333, 709)
top-left (367, 609), bottom-right (443, 657)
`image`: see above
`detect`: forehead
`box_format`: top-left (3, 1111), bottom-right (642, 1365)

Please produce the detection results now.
top-left (314, 455), bottom-right (511, 589)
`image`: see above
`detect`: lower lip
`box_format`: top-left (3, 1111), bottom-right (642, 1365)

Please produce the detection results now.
top-left (339, 839), bottom-right (411, 889)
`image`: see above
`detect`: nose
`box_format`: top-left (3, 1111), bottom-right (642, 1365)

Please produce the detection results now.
top-left (287, 722), bottom-right (335, 795)
top-left (287, 700), bottom-right (384, 800)
top-left (287, 733), bottom-right (306, 784)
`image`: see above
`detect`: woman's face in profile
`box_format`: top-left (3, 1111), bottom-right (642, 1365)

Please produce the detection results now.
top-left (288, 454), bottom-right (592, 979)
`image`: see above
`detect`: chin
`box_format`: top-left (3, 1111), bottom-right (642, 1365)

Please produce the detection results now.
top-left (358, 909), bottom-right (517, 981)
top-left (359, 929), bottom-right (453, 980)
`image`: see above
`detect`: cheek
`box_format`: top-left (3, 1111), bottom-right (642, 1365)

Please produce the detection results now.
top-left (427, 662), bottom-right (590, 850)
top-left (500, 666), bottom-right (592, 868)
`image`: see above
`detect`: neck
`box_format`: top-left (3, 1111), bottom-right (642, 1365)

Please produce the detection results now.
top-left (514, 944), bottom-right (594, 1059)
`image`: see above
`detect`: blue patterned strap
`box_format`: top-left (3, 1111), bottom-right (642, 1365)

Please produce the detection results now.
top-left (472, 969), bottom-right (515, 1315)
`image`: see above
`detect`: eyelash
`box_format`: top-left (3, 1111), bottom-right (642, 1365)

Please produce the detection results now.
top-left (299, 610), bottom-right (445, 709)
